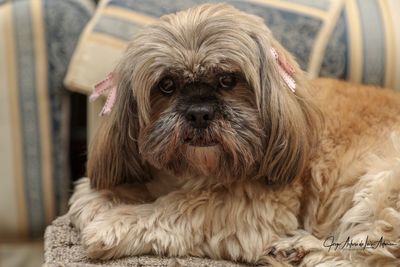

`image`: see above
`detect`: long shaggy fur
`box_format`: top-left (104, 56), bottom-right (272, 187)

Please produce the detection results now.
top-left (69, 4), bottom-right (400, 266)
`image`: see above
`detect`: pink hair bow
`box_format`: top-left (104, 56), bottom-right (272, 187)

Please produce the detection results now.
top-left (270, 47), bottom-right (296, 92)
top-left (90, 72), bottom-right (117, 116)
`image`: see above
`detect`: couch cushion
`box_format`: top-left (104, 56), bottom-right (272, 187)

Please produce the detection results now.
top-left (64, 0), bottom-right (400, 95)
top-left (0, 0), bottom-right (93, 240)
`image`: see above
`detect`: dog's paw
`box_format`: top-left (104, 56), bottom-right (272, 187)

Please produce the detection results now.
top-left (81, 204), bottom-right (156, 260)
top-left (267, 245), bottom-right (306, 264)
top-left (266, 232), bottom-right (322, 264)
top-left (81, 218), bottom-right (127, 259)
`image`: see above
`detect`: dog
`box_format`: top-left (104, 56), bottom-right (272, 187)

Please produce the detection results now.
top-left (68, 4), bottom-right (400, 266)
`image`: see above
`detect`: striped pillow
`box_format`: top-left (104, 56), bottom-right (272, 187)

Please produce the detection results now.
top-left (65, 0), bottom-right (400, 94)
top-left (0, 0), bottom-right (93, 240)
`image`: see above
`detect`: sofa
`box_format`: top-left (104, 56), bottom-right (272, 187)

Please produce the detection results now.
top-left (0, 0), bottom-right (93, 266)
top-left (1, 0), bottom-right (399, 266)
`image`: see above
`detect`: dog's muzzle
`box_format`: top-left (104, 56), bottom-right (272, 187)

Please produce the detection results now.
top-left (180, 82), bottom-right (218, 129)
top-left (178, 82), bottom-right (220, 146)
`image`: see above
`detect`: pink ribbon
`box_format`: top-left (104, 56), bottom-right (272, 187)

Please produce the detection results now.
top-left (270, 47), bottom-right (296, 92)
top-left (90, 72), bottom-right (117, 116)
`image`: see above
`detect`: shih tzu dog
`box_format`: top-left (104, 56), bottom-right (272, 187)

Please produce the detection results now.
top-left (68, 3), bottom-right (400, 266)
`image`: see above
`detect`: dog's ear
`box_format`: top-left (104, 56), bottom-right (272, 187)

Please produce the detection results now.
top-left (87, 69), bottom-right (151, 190)
top-left (252, 30), bottom-right (321, 186)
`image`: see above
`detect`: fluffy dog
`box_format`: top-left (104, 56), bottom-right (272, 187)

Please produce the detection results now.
top-left (69, 4), bottom-right (400, 266)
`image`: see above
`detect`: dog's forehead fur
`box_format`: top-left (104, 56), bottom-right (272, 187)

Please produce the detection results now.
top-left (148, 4), bottom-right (263, 76)
top-left (131, 6), bottom-right (267, 85)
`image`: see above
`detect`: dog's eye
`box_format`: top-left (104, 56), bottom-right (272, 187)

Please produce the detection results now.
top-left (218, 74), bottom-right (237, 89)
top-left (158, 77), bottom-right (175, 95)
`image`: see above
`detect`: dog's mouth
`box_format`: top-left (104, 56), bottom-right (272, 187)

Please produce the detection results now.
top-left (183, 128), bottom-right (219, 147)
top-left (184, 136), bottom-right (219, 147)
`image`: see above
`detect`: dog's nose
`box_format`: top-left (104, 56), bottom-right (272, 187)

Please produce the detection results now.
top-left (185, 105), bottom-right (215, 128)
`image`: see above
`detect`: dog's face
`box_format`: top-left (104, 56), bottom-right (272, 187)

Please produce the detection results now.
top-left (140, 62), bottom-right (263, 182)
top-left (88, 4), bottom-right (320, 189)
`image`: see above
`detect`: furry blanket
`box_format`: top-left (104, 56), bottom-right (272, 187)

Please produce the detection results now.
top-left (44, 215), bottom-right (248, 267)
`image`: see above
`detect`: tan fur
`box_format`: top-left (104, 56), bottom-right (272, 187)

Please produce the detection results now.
top-left (68, 4), bottom-right (400, 266)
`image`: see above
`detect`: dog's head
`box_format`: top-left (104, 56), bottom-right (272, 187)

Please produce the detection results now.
top-left (88, 4), bottom-right (320, 189)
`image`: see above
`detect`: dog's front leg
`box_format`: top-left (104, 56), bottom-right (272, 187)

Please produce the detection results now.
top-left (80, 190), bottom-right (205, 260)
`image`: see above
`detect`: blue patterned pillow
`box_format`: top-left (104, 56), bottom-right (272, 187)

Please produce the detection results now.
top-left (0, 0), bottom-right (93, 240)
top-left (65, 0), bottom-right (400, 94)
